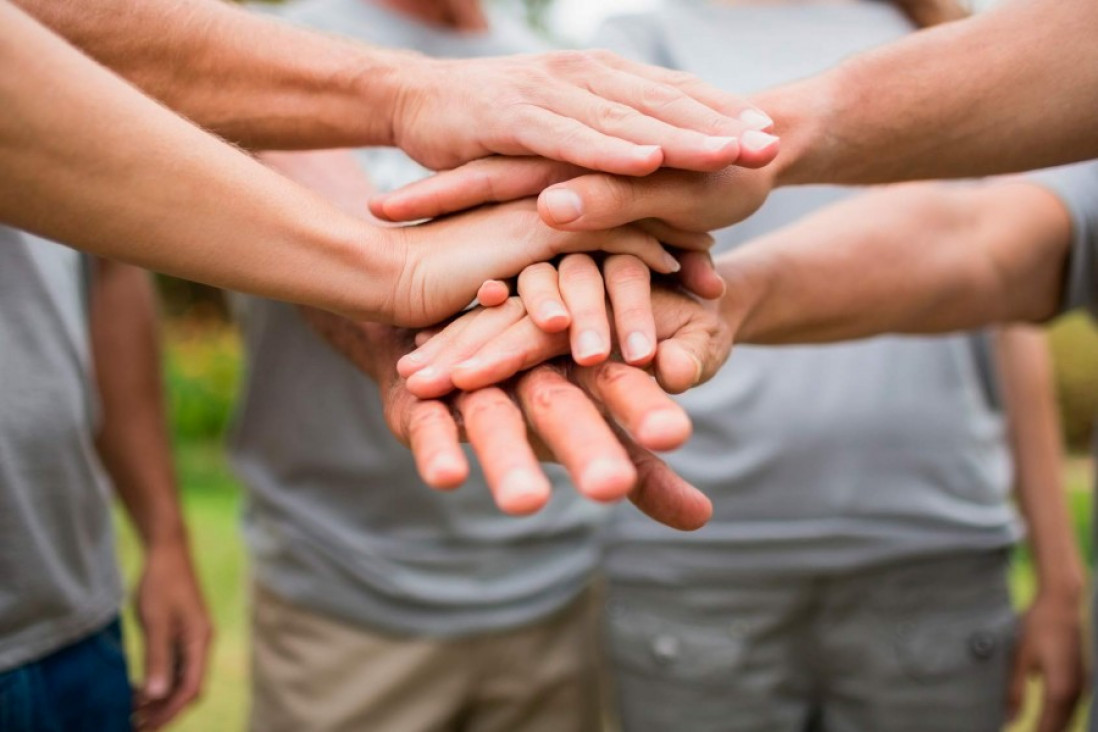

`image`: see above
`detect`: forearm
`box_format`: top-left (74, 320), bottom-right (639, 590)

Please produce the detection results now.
top-left (14, 0), bottom-right (407, 149)
top-left (717, 182), bottom-right (1072, 344)
top-left (91, 259), bottom-right (187, 549)
top-left (1, 4), bottom-right (395, 321)
top-left (759, 0), bottom-right (1098, 186)
top-left (997, 326), bottom-right (1085, 598)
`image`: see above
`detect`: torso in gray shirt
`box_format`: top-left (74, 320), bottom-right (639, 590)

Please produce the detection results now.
top-left (230, 0), bottom-right (607, 638)
top-left (599, 1), bottom-right (1019, 586)
top-left (0, 227), bottom-right (121, 672)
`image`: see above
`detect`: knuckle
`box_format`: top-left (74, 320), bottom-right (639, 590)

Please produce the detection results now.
top-left (526, 381), bottom-right (576, 412)
top-left (606, 256), bottom-right (650, 287)
top-left (593, 361), bottom-right (633, 391)
top-left (662, 69), bottom-right (697, 86)
top-left (594, 103), bottom-right (636, 129)
top-left (460, 392), bottom-right (512, 422)
top-left (407, 404), bottom-right (446, 435)
top-left (641, 82), bottom-right (686, 111)
top-left (545, 50), bottom-right (589, 73)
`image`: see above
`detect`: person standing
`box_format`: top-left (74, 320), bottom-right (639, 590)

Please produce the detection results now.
top-left (232, 2), bottom-right (606, 730)
top-left (0, 234), bottom-right (211, 731)
top-left (592, 3), bottom-right (1084, 730)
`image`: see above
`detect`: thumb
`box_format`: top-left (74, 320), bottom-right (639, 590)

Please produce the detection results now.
top-left (539, 173), bottom-right (670, 231)
top-left (654, 320), bottom-right (729, 394)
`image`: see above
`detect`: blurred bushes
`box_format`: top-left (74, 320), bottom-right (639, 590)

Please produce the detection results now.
top-left (164, 317), bottom-right (242, 444)
top-left (1048, 313), bottom-right (1098, 452)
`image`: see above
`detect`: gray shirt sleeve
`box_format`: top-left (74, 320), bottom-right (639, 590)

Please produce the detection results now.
top-left (1026, 161), bottom-right (1098, 318)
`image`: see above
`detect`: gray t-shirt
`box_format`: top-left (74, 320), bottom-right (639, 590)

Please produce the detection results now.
top-left (1028, 162), bottom-right (1098, 317)
top-left (230, 0), bottom-right (606, 637)
top-left (600, 1), bottom-right (1020, 586)
top-left (0, 226), bottom-right (121, 672)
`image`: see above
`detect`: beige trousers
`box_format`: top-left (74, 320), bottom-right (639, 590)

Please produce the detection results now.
top-left (250, 583), bottom-right (602, 732)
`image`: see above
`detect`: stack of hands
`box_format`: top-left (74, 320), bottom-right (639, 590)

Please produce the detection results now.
top-left (310, 88), bottom-right (784, 532)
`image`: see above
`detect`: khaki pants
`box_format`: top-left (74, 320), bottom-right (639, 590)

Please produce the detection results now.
top-left (250, 582), bottom-right (602, 732)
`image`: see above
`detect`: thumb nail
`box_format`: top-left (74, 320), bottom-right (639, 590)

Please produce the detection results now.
top-left (541, 188), bottom-right (583, 224)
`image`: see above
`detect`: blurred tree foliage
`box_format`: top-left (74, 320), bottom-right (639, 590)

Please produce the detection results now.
top-left (1048, 313), bottom-right (1098, 451)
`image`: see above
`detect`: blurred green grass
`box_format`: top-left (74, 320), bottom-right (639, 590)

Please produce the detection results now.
top-left (110, 319), bottom-right (1096, 731)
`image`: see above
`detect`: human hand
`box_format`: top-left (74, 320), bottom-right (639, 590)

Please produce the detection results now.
top-left (133, 541), bottom-right (213, 730)
top-left (390, 50), bottom-right (777, 174)
top-left (1007, 590), bottom-right (1086, 732)
top-left (400, 277), bottom-right (734, 400)
top-left (370, 155), bottom-right (777, 240)
top-left (365, 325), bottom-right (711, 529)
top-left (386, 199), bottom-right (700, 327)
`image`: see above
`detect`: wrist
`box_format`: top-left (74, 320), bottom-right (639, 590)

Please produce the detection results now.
top-left (1035, 564), bottom-right (1086, 605)
top-left (714, 247), bottom-right (778, 343)
top-left (752, 69), bottom-right (843, 188)
top-left (311, 218), bottom-right (406, 324)
top-left (138, 512), bottom-right (190, 554)
top-left (363, 50), bottom-right (433, 151)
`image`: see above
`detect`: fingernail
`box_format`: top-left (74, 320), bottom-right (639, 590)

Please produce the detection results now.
top-left (637, 409), bottom-right (692, 449)
top-left (625, 332), bottom-right (653, 362)
top-left (739, 108), bottom-right (774, 130)
top-left (741, 130), bottom-right (780, 154)
top-left (581, 458), bottom-right (633, 501)
top-left (410, 366), bottom-right (438, 383)
top-left (453, 357), bottom-right (482, 372)
top-left (498, 469), bottom-right (549, 514)
top-left (428, 454), bottom-right (466, 487)
top-left (703, 136), bottom-right (738, 153)
top-left (663, 251), bottom-right (682, 273)
top-left (575, 330), bottom-right (606, 361)
top-left (633, 144), bottom-right (661, 161)
top-left (540, 301), bottom-right (569, 324)
top-left (542, 188), bottom-right (584, 224)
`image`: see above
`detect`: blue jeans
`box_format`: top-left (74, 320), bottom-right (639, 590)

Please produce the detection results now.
top-left (0, 618), bottom-right (132, 732)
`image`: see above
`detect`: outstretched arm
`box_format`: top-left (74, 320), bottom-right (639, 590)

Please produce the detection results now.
top-left (764, 0), bottom-right (1098, 186)
top-left (0, 2), bottom-right (394, 320)
top-left (1, 4), bottom-right (688, 327)
top-left (14, 0), bottom-right (775, 173)
top-left (718, 181), bottom-right (1073, 345)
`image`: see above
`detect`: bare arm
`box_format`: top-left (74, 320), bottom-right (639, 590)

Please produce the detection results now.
top-left (1, 4), bottom-right (688, 328)
top-left (1, 2), bottom-right (395, 320)
top-left (13, 0), bottom-right (774, 173)
top-left (718, 181), bottom-right (1074, 344)
top-left (996, 326), bottom-right (1086, 732)
top-left (90, 258), bottom-right (212, 731)
top-left (763, 0), bottom-right (1098, 185)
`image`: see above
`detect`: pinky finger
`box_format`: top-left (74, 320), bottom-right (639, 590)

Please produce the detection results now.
top-left (615, 426), bottom-right (712, 531)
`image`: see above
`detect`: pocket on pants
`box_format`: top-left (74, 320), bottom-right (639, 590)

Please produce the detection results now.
top-left (892, 604), bottom-right (1017, 682)
top-left (606, 606), bottom-right (749, 685)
